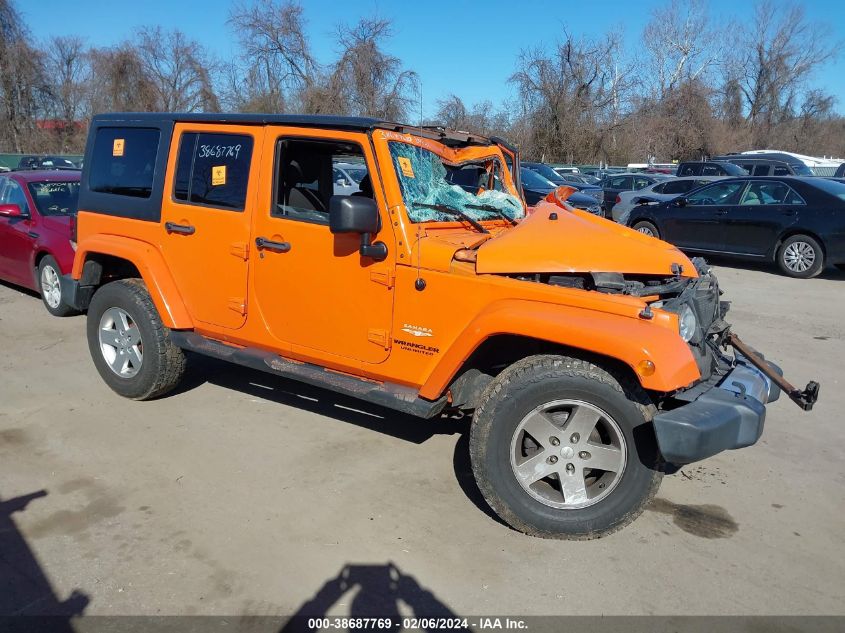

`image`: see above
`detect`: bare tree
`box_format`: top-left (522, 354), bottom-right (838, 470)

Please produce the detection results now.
top-left (433, 94), bottom-right (510, 138)
top-left (332, 17), bottom-right (418, 120)
top-left (86, 46), bottom-right (159, 114)
top-left (732, 0), bottom-right (838, 143)
top-left (510, 30), bottom-right (630, 162)
top-left (42, 36), bottom-right (89, 151)
top-left (0, 0), bottom-right (48, 152)
top-left (227, 0), bottom-right (318, 112)
top-left (136, 27), bottom-right (219, 112)
top-left (642, 0), bottom-right (716, 99)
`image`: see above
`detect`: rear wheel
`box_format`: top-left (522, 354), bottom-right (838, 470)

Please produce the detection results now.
top-left (777, 234), bottom-right (824, 279)
top-left (38, 255), bottom-right (76, 317)
top-left (469, 355), bottom-right (662, 539)
top-left (87, 279), bottom-right (186, 400)
top-left (632, 220), bottom-right (659, 238)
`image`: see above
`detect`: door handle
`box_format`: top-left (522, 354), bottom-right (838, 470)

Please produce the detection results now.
top-left (255, 237), bottom-right (291, 253)
top-left (165, 222), bottom-right (196, 235)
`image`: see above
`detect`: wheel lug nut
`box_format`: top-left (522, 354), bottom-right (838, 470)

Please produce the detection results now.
top-left (579, 451), bottom-right (590, 459)
top-left (547, 455), bottom-right (558, 464)
top-left (549, 436), bottom-right (560, 446)
top-left (566, 463), bottom-right (575, 474)
top-left (570, 433), bottom-right (579, 443)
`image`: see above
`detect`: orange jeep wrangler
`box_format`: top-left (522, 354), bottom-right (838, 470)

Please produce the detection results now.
top-left (64, 113), bottom-right (818, 538)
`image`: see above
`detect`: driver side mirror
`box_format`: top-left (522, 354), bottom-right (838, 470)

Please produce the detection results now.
top-left (329, 195), bottom-right (387, 261)
top-left (0, 203), bottom-right (25, 218)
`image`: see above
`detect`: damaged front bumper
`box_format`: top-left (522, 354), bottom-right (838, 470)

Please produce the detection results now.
top-left (652, 334), bottom-right (819, 466)
top-left (653, 354), bottom-right (778, 465)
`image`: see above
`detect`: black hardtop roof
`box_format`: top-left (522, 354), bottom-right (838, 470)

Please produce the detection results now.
top-left (90, 113), bottom-right (496, 147)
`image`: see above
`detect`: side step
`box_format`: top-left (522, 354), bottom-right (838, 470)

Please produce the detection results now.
top-left (169, 331), bottom-right (447, 419)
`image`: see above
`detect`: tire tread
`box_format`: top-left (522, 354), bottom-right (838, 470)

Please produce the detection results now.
top-left (469, 354), bottom-right (662, 540)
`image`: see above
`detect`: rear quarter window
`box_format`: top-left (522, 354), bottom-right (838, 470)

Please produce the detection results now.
top-left (173, 132), bottom-right (254, 211)
top-left (88, 128), bottom-right (161, 198)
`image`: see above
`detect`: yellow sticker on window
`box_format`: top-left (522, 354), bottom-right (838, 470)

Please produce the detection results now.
top-left (211, 165), bottom-right (227, 186)
top-left (112, 138), bottom-right (125, 157)
top-left (398, 156), bottom-right (415, 178)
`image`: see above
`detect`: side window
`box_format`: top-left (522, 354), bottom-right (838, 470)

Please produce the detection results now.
top-left (784, 187), bottom-right (805, 205)
top-left (753, 165), bottom-right (770, 176)
top-left (634, 177), bottom-right (652, 190)
top-left (651, 183), bottom-right (666, 194)
top-left (662, 180), bottom-right (690, 195)
top-left (0, 178), bottom-right (29, 212)
top-left (678, 164), bottom-right (698, 176)
top-left (773, 166), bottom-right (790, 176)
top-left (609, 176), bottom-right (632, 189)
top-left (173, 132), bottom-right (254, 211)
top-left (686, 181), bottom-right (745, 205)
top-left (740, 181), bottom-right (803, 206)
top-left (701, 164), bottom-right (720, 176)
top-left (273, 138), bottom-right (369, 225)
top-left (89, 127), bottom-right (160, 198)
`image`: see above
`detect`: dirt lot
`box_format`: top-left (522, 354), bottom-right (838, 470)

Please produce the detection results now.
top-left (1, 260), bottom-right (844, 618)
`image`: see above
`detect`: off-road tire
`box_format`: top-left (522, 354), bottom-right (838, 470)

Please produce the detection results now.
top-left (469, 355), bottom-right (663, 539)
top-left (87, 279), bottom-right (186, 400)
top-left (777, 234), bottom-right (824, 279)
top-left (632, 220), bottom-right (659, 238)
top-left (37, 255), bottom-right (76, 317)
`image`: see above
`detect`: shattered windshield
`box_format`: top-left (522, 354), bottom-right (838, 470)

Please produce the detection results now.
top-left (388, 142), bottom-right (524, 223)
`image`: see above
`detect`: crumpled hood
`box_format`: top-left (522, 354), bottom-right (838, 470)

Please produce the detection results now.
top-left (475, 202), bottom-right (694, 276)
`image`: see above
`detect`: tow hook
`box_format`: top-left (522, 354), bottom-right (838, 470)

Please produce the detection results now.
top-left (726, 332), bottom-right (820, 411)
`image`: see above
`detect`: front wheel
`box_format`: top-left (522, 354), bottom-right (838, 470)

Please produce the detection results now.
top-left (469, 355), bottom-right (662, 539)
top-left (38, 255), bottom-right (76, 317)
top-left (87, 279), bottom-right (186, 400)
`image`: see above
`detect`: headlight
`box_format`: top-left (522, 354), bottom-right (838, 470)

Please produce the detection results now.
top-left (678, 304), bottom-right (697, 342)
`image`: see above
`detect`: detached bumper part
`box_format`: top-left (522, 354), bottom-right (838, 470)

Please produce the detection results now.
top-left (653, 359), bottom-right (780, 465)
top-left (60, 274), bottom-right (94, 312)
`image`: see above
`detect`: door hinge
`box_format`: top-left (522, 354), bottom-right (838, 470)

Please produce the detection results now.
top-left (230, 242), bottom-right (249, 260)
top-left (368, 328), bottom-right (391, 350)
top-left (369, 268), bottom-right (394, 288)
top-left (228, 297), bottom-right (246, 315)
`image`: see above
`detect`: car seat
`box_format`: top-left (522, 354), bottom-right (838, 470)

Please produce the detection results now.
top-left (743, 189), bottom-right (762, 205)
top-left (283, 160), bottom-right (325, 212)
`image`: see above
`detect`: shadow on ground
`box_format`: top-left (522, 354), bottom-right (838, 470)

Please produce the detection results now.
top-left (280, 562), bottom-right (468, 632)
top-left (174, 353), bottom-right (507, 528)
top-left (704, 255), bottom-right (845, 281)
top-left (0, 489), bottom-right (89, 626)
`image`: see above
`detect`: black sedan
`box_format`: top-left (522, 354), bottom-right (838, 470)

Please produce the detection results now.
top-left (520, 167), bottom-right (602, 215)
top-left (626, 177), bottom-right (845, 278)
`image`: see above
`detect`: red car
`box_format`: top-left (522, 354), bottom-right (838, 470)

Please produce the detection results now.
top-left (0, 170), bottom-right (80, 315)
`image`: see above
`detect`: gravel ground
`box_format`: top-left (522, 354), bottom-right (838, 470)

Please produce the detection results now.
top-left (1, 261), bottom-right (843, 617)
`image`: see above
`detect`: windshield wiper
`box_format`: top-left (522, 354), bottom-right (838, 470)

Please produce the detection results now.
top-left (465, 203), bottom-right (518, 226)
top-left (412, 202), bottom-right (489, 234)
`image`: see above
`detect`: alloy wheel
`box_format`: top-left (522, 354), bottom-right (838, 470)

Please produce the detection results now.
top-left (40, 265), bottom-right (62, 309)
top-left (98, 307), bottom-right (143, 378)
top-left (783, 241), bottom-right (816, 273)
top-left (509, 400), bottom-right (627, 510)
